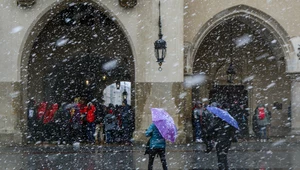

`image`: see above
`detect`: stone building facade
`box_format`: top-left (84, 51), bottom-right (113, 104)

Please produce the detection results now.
top-left (0, 0), bottom-right (300, 145)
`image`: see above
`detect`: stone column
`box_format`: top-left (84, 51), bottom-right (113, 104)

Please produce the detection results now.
top-left (0, 81), bottom-right (22, 145)
top-left (133, 0), bottom-right (185, 144)
top-left (289, 74), bottom-right (300, 142)
top-left (134, 83), bottom-right (190, 144)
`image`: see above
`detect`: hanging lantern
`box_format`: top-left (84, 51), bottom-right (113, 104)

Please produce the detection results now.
top-left (226, 63), bottom-right (236, 84)
top-left (102, 74), bottom-right (107, 81)
top-left (122, 89), bottom-right (128, 100)
top-left (116, 80), bottom-right (120, 90)
top-left (119, 0), bottom-right (137, 8)
top-left (17, 0), bottom-right (35, 8)
top-left (154, 1), bottom-right (167, 71)
top-left (85, 80), bottom-right (90, 86)
top-left (154, 37), bottom-right (167, 71)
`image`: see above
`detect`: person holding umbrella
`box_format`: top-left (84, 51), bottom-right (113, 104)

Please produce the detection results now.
top-left (145, 108), bottom-right (177, 170)
top-left (145, 123), bottom-right (168, 170)
top-left (206, 102), bottom-right (239, 170)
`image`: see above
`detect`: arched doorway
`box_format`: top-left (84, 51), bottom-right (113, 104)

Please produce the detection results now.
top-left (191, 5), bottom-right (291, 139)
top-left (21, 1), bottom-right (135, 143)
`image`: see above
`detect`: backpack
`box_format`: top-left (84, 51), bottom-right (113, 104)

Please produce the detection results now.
top-left (258, 107), bottom-right (265, 120)
top-left (107, 117), bottom-right (113, 124)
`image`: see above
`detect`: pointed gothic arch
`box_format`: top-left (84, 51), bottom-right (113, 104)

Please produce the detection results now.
top-left (189, 4), bottom-right (291, 74)
top-left (189, 4), bottom-right (292, 137)
top-left (18, 0), bottom-right (136, 143)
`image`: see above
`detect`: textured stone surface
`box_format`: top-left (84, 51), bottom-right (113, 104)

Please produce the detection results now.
top-left (0, 81), bottom-right (22, 145)
top-left (133, 82), bottom-right (192, 144)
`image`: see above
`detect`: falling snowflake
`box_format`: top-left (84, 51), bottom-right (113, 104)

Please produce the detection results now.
top-left (10, 26), bottom-right (23, 33)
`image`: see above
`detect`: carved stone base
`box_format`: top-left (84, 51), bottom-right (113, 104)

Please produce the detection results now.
top-left (287, 128), bottom-right (300, 143)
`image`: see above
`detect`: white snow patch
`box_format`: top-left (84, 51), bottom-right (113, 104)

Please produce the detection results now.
top-left (102, 60), bottom-right (118, 71)
top-left (272, 139), bottom-right (286, 146)
top-left (271, 40), bottom-right (277, 43)
top-left (268, 56), bottom-right (276, 60)
top-left (265, 82), bottom-right (276, 90)
top-left (266, 150), bottom-right (273, 154)
top-left (179, 92), bottom-right (187, 99)
top-left (73, 142), bottom-right (80, 150)
top-left (247, 86), bottom-right (253, 90)
top-left (10, 91), bottom-right (20, 98)
top-left (202, 98), bottom-right (208, 102)
top-left (256, 53), bottom-right (269, 60)
top-left (65, 18), bottom-right (71, 23)
top-left (10, 26), bottom-right (23, 33)
top-left (234, 34), bottom-right (252, 47)
top-left (184, 74), bottom-right (206, 88)
top-left (242, 75), bottom-right (255, 83)
top-left (56, 37), bottom-right (69, 47)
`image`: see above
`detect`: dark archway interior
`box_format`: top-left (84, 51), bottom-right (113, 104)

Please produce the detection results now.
top-left (27, 3), bottom-right (134, 103)
top-left (193, 16), bottom-right (283, 77)
top-left (192, 15), bottom-right (291, 137)
top-left (193, 16), bottom-right (285, 102)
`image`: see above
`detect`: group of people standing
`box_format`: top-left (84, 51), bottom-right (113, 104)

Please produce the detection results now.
top-left (26, 97), bottom-right (134, 145)
top-left (192, 100), bottom-right (272, 143)
top-left (192, 100), bottom-right (249, 143)
top-left (190, 100), bottom-right (273, 170)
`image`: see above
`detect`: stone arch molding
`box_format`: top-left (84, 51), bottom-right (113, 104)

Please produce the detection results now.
top-left (19, 0), bottom-right (136, 82)
top-left (186, 4), bottom-right (292, 74)
top-left (18, 0), bottom-right (137, 129)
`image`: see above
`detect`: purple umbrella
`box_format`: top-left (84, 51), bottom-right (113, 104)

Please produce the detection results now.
top-left (151, 108), bottom-right (177, 143)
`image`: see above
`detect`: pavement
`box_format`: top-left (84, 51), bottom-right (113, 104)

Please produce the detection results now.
top-left (0, 139), bottom-right (299, 170)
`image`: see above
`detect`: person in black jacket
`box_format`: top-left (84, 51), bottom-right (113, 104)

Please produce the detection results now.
top-left (201, 103), bottom-right (214, 152)
top-left (93, 99), bottom-right (105, 144)
top-left (27, 98), bottom-right (37, 143)
top-left (207, 102), bottom-right (236, 170)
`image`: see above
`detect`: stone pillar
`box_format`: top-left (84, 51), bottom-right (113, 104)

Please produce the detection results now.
top-left (289, 74), bottom-right (300, 142)
top-left (134, 83), bottom-right (190, 144)
top-left (0, 81), bottom-right (22, 145)
top-left (133, 0), bottom-right (185, 143)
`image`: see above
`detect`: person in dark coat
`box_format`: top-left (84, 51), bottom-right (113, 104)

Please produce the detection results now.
top-left (104, 108), bottom-right (117, 143)
top-left (53, 102), bottom-right (70, 144)
top-left (121, 99), bottom-right (132, 145)
top-left (42, 103), bottom-right (59, 143)
top-left (70, 105), bottom-right (81, 143)
top-left (207, 102), bottom-right (236, 170)
top-left (27, 98), bottom-right (37, 143)
top-left (36, 101), bottom-right (48, 143)
top-left (145, 123), bottom-right (168, 170)
top-left (201, 103), bottom-right (214, 152)
top-left (93, 100), bottom-right (105, 144)
top-left (252, 109), bottom-right (260, 140)
top-left (193, 101), bottom-right (204, 143)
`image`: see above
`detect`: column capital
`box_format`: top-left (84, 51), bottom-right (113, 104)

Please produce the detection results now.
top-left (184, 41), bottom-right (193, 75)
top-left (287, 73), bottom-right (300, 81)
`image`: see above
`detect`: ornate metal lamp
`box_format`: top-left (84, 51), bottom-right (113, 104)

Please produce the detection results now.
top-left (17, 0), bottom-right (35, 8)
top-left (116, 80), bottom-right (120, 90)
top-left (226, 63), bottom-right (236, 84)
top-left (119, 0), bottom-right (137, 8)
top-left (154, 1), bottom-right (167, 71)
top-left (122, 89), bottom-right (128, 100)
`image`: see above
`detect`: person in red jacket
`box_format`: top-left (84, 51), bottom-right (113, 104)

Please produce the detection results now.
top-left (36, 101), bottom-right (48, 143)
top-left (86, 102), bottom-right (96, 143)
top-left (78, 99), bottom-right (88, 142)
